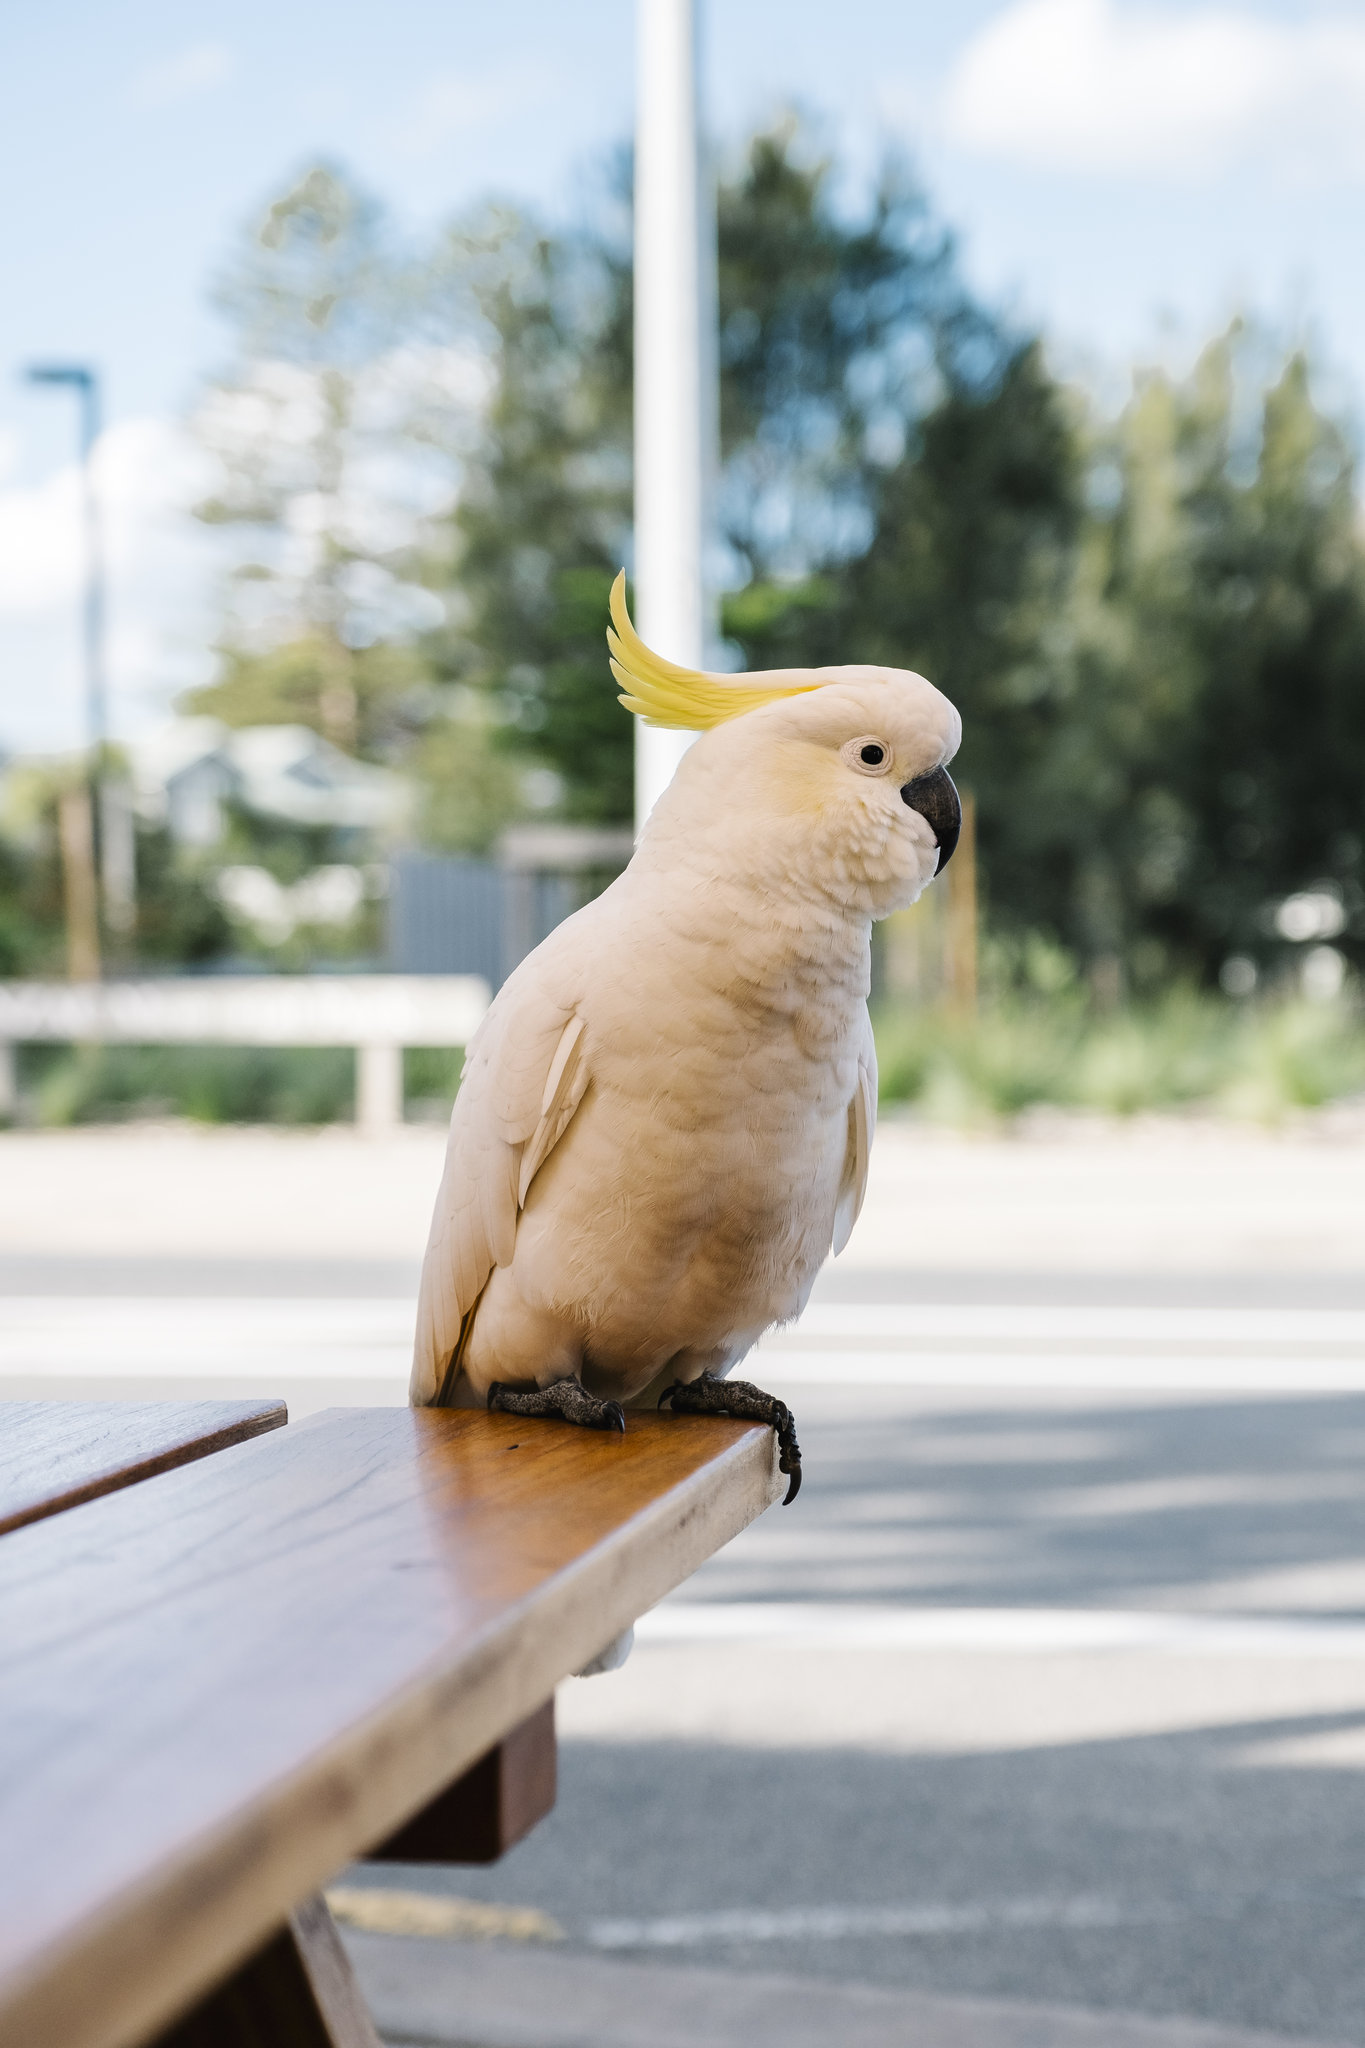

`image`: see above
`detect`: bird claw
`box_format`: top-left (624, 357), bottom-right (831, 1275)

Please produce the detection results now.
top-left (658, 1372), bottom-right (802, 1504)
top-left (487, 1379), bottom-right (626, 1433)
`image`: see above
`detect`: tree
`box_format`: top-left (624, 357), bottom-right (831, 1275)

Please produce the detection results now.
top-left (1032, 332), bottom-right (1365, 986)
top-left (191, 142), bottom-right (1365, 998)
top-left (1174, 344), bottom-right (1365, 977)
top-left (189, 165), bottom-right (540, 857)
top-left (429, 125), bottom-right (1049, 826)
top-left (191, 166), bottom-right (438, 755)
top-left (710, 130), bottom-right (1087, 968)
top-left (419, 198), bottom-right (636, 824)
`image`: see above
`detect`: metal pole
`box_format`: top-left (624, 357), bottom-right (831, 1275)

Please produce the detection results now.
top-left (26, 366), bottom-right (108, 760)
top-left (26, 363), bottom-right (114, 971)
top-left (76, 373), bottom-right (107, 760)
top-left (634, 0), bottom-right (716, 830)
top-left (75, 372), bottom-right (135, 939)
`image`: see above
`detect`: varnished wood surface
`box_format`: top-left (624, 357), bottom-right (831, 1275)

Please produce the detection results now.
top-left (0, 1400), bottom-right (288, 1537)
top-left (0, 1406), bottom-right (780, 2048)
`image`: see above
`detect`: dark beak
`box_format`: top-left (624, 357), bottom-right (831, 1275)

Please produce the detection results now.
top-left (900, 766), bottom-right (961, 872)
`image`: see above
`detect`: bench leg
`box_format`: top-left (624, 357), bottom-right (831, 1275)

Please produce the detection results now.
top-left (147, 1894), bottom-right (381, 2048)
top-left (368, 1697), bottom-right (557, 1863)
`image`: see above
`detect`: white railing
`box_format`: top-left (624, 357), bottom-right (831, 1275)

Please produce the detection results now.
top-left (0, 975), bottom-right (490, 1132)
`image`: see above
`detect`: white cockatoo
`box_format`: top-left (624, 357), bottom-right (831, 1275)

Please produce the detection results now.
top-left (410, 574), bottom-right (961, 1502)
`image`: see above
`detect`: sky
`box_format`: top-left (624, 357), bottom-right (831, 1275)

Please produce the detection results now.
top-left (4, 0), bottom-right (1365, 755)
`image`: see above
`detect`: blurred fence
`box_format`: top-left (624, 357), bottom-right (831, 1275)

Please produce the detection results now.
top-left (0, 975), bottom-right (489, 1132)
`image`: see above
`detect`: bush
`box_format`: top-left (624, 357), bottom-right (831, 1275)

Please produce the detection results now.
top-left (19, 1045), bottom-right (358, 1126)
top-left (11, 1041), bottom-right (472, 1127)
top-left (874, 988), bottom-right (1365, 1124)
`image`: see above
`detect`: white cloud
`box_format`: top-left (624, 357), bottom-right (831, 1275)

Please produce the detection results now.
top-left (0, 419), bottom-right (220, 755)
top-left (943, 0), bottom-right (1365, 181)
top-left (130, 43), bottom-right (235, 112)
top-left (0, 340), bottom-right (487, 754)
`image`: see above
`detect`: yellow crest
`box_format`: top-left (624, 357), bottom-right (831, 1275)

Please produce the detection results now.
top-left (607, 570), bottom-right (825, 731)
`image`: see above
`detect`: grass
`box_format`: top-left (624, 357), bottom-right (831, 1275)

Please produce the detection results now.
top-left (873, 988), bottom-right (1365, 1124)
top-left (9, 1044), bottom-right (465, 1128)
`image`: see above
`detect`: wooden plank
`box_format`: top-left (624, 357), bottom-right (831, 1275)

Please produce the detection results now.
top-left (0, 1406), bottom-right (780, 2048)
top-left (368, 1698), bottom-right (556, 1864)
top-left (0, 1400), bottom-right (288, 1538)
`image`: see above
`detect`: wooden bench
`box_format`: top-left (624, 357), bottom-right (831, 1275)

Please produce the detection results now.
top-left (0, 1398), bottom-right (286, 1536)
top-left (0, 1399), bottom-right (782, 2048)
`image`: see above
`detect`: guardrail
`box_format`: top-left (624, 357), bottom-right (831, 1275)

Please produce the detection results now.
top-left (0, 975), bottom-right (491, 1132)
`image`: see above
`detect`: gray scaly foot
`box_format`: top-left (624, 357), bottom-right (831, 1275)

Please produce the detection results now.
top-left (658, 1371), bottom-right (802, 1504)
top-left (487, 1377), bottom-right (626, 1432)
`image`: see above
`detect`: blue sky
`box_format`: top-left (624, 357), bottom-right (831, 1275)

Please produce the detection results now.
top-left (4, 0), bottom-right (1365, 753)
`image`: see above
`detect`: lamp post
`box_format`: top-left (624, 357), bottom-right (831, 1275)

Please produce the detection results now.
top-left (25, 363), bottom-right (130, 972)
top-left (27, 366), bottom-right (107, 762)
top-left (633, 0), bottom-right (718, 830)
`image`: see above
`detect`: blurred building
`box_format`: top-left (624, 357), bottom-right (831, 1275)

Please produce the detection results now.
top-left (130, 719), bottom-right (408, 849)
top-left (389, 826), bottom-right (634, 989)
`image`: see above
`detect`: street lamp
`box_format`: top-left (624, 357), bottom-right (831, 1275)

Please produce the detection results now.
top-left (24, 362), bottom-right (133, 973)
top-left (26, 365), bottom-right (107, 763)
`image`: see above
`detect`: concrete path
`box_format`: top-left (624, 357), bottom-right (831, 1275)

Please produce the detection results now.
top-left (4, 1109), bottom-right (1365, 1277)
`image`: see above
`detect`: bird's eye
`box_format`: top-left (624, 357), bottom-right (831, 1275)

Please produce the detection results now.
top-left (842, 735), bottom-right (893, 776)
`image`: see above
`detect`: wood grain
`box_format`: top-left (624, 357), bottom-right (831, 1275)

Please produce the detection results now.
top-left (0, 1406), bottom-right (780, 2048)
top-left (0, 1400), bottom-right (288, 1537)
top-left (368, 1698), bottom-right (556, 1864)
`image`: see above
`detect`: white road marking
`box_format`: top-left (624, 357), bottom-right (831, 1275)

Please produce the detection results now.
top-left (637, 1602), bottom-right (1365, 1657)
top-left (758, 1352), bottom-right (1365, 1389)
top-left (5, 1297), bottom-right (1365, 1392)
top-left (0, 1298), bottom-right (412, 1378)
top-left (772, 1304), bottom-right (1365, 1346)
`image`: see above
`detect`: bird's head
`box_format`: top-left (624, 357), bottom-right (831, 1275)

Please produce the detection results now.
top-left (608, 573), bottom-right (962, 919)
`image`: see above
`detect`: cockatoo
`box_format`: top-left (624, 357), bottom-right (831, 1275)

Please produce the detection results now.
top-left (410, 574), bottom-right (961, 1503)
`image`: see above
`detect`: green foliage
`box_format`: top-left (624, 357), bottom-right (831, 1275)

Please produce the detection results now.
top-left (0, 827), bottom-right (63, 977)
top-left (183, 637), bottom-right (430, 762)
top-left (183, 134), bottom-right (1365, 1004)
top-left (16, 1041), bottom-right (465, 1126)
top-left (874, 987), bottom-right (1365, 1124)
top-left (128, 827), bottom-right (232, 967)
top-left (998, 332), bottom-right (1365, 981)
top-left (21, 1044), bottom-right (358, 1127)
top-left (426, 205), bottom-right (635, 822)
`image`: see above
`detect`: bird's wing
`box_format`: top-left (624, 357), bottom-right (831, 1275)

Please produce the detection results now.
top-left (409, 993), bottom-right (590, 1405)
top-left (831, 1014), bottom-right (877, 1256)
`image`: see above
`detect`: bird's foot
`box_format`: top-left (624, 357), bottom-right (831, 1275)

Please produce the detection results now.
top-left (486, 1377), bottom-right (626, 1432)
top-left (658, 1371), bottom-right (802, 1504)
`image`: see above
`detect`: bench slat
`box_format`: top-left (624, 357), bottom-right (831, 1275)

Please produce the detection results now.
top-left (0, 1405), bottom-right (779, 2048)
top-left (0, 1398), bottom-right (287, 1536)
